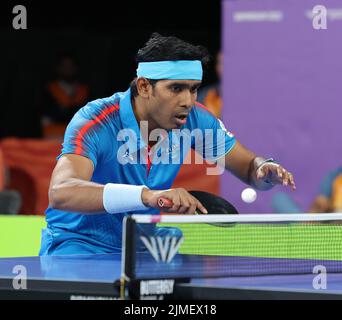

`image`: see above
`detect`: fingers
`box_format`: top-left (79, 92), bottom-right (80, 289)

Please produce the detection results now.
top-left (158, 188), bottom-right (208, 215)
top-left (276, 166), bottom-right (284, 181)
top-left (170, 194), bottom-right (181, 213)
top-left (256, 165), bottom-right (268, 179)
top-left (257, 164), bottom-right (296, 191)
top-left (177, 189), bottom-right (207, 215)
top-left (271, 165), bottom-right (297, 190)
top-left (288, 172), bottom-right (296, 191)
top-left (177, 192), bottom-right (190, 214)
top-left (277, 167), bottom-right (296, 190)
top-left (184, 198), bottom-right (207, 215)
top-left (196, 200), bottom-right (208, 214)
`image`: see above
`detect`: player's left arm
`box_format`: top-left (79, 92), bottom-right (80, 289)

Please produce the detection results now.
top-left (223, 140), bottom-right (296, 191)
top-left (192, 104), bottom-right (295, 191)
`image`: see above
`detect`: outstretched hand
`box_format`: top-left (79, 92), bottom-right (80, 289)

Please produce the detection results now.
top-left (256, 162), bottom-right (296, 191)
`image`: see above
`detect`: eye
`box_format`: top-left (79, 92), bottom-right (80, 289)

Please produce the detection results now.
top-left (171, 86), bottom-right (182, 93)
top-left (190, 86), bottom-right (199, 94)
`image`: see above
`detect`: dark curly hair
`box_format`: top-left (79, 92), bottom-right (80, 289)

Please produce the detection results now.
top-left (130, 33), bottom-right (211, 97)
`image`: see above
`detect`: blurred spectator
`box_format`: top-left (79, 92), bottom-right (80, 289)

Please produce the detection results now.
top-left (0, 147), bottom-right (21, 214)
top-left (0, 148), bottom-right (4, 191)
top-left (197, 51), bottom-right (222, 117)
top-left (272, 167), bottom-right (342, 213)
top-left (41, 53), bottom-right (90, 138)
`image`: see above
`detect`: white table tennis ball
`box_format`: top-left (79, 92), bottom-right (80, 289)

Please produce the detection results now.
top-left (241, 188), bottom-right (257, 203)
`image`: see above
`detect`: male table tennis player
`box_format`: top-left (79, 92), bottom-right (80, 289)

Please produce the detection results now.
top-left (40, 33), bottom-right (296, 255)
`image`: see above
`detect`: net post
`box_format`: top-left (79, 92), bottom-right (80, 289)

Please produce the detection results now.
top-left (120, 216), bottom-right (137, 298)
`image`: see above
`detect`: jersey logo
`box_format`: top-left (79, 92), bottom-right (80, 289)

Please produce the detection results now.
top-left (218, 118), bottom-right (234, 138)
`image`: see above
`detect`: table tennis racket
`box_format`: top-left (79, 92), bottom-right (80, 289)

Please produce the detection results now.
top-left (157, 190), bottom-right (239, 227)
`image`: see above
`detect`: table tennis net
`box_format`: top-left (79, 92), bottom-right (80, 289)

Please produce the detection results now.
top-left (122, 214), bottom-right (342, 280)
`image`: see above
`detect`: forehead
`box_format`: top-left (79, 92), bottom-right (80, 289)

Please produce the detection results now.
top-left (158, 80), bottom-right (202, 87)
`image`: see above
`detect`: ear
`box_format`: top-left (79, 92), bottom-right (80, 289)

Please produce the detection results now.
top-left (136, 77), bottom-right (152, 98)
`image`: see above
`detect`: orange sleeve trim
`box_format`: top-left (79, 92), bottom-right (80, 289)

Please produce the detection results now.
top-left (74, 104), bottom-right (119, 155)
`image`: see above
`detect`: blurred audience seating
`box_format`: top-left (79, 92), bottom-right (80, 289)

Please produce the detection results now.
top-left (0, 138), bottom-right (61, 215)
top-left (42, 123), bottom-right (67, 140)
top-left (0, 139), bottom-right (219, 215)
top-left (0, 146), bottom-right (22, 214)
top-left (0, 148), bottom-right (4, 191)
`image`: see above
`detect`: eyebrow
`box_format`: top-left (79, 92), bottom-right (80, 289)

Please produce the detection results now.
top-left (167, 82), bottom-right (202, 90)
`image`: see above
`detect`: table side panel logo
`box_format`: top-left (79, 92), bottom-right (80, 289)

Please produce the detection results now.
top-left (140, 236), bottom-right (184, 263)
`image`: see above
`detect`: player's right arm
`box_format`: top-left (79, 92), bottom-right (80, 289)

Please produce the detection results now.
top-left (48, 154), bottom-right (105, 213)
top-left (48, 155), bottom-right (206, 215)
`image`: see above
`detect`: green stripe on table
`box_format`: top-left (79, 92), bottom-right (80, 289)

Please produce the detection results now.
top-left (159, 223), bottom-right (342, 260)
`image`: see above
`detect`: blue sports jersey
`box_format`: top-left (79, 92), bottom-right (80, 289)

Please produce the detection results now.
top-left (40, 88), bottom-right (236, 255)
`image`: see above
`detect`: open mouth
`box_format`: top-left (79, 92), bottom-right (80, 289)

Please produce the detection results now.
top-left (174, 114), bottom-right (188, 126)
top-left (175, 114), bottom-right (187, 120)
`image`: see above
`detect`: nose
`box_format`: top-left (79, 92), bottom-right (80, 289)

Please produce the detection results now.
top-left (181, 90), bottom-right (195, 109)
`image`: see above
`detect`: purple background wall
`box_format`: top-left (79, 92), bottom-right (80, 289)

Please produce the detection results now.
top-left (221, 0), bottom-right (342, 213)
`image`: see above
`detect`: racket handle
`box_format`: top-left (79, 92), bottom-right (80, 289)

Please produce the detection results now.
top-left (157, 197), bottom-right (173, 208)
top-left (157, 197), bottom-right (203, 215)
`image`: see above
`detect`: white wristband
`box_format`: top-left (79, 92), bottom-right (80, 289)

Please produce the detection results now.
top-left (103, 184), bottom-right (149, 214)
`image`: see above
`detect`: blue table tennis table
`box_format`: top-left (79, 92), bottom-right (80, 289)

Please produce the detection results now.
top-left (1, 253), bottom-right (342, 299)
